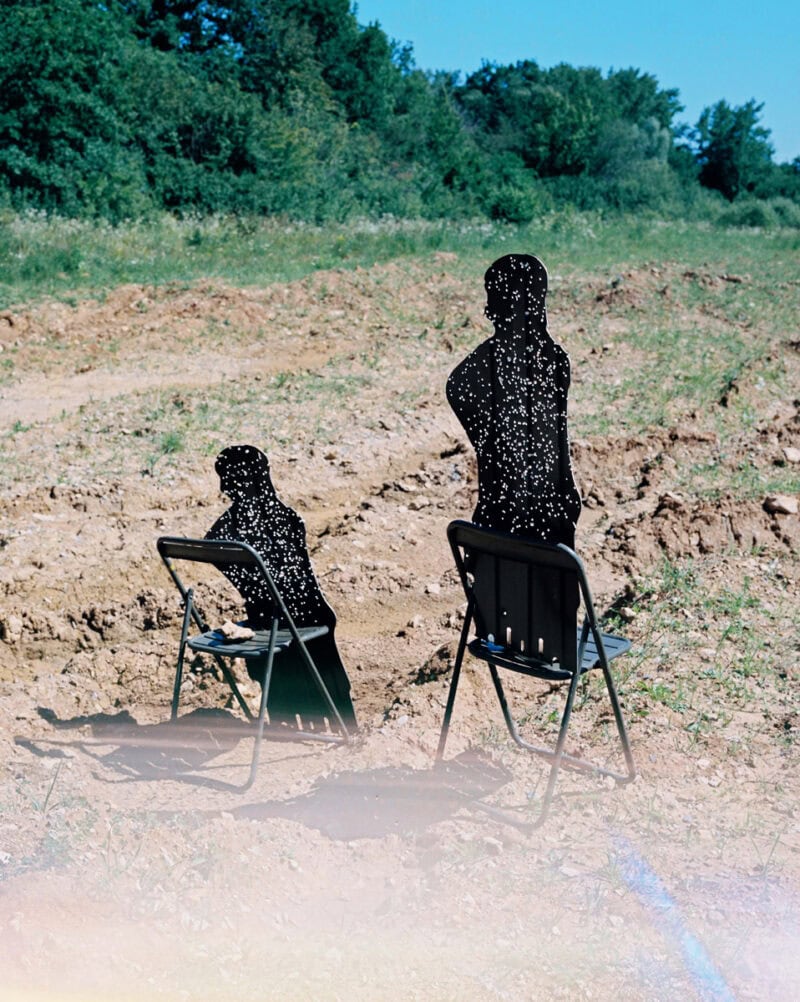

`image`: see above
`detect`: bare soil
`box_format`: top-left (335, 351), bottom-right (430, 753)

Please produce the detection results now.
top-left (0, 256), bottom-right (798, 1000)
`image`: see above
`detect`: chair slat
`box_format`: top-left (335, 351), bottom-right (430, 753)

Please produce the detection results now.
top-left (158, 536), bottom-right (262, 567)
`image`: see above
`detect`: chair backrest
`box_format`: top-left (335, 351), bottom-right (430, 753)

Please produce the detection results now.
top-left (158, 536), bottom-right (265, 570)
top-left (156, 536), bottom-right (289, 627)
top-left (448, 520), bottom-right (585, 672)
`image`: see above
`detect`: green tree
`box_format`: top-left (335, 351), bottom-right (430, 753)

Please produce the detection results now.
top-left (605, 67), bottom-right (681, 130)
top-left (456, 60), bottom-right (681, 180)
top-left (693, 99), bottom-right (774, 200)
top-left (754, 157), bottom-right (800, 201)
top-left (0, 0), bottom-right (149, 216)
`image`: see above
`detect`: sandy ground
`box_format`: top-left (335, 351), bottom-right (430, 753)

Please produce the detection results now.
top-left (0, 253), bottom-right (798, 1000)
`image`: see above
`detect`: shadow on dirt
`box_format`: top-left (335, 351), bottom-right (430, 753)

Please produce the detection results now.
top-left (232, 752), bottom-right (521, 839)
top-left (16, 706), bottom-right (264, 791)
top-left (16, 709), bottom-right (526, 835)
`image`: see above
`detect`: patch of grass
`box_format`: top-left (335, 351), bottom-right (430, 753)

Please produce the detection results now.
top-left (579, 320), bottom-right (761, 435)
top-left (145, 429), bottom-right (185, 473)
top-left (636, 680), bottom-right (689, 713)
top-left (572, 249), bottom-right (798, 446)
top-left (678, 452), bottom-right (800, 502)
top-left (3, 211), bottom-right (799, 311)
top-left (0, 352), bottom-right (377, 490)
top-left (616, 557), bottom-right (788, 743)
top-left (158, 429), bottom-right (185, 455)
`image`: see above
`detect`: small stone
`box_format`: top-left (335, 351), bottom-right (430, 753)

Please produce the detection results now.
top-left (658, 490), bottom-right (685, 511)
top-left (482, 836), bottom-right (503, 855)
top-left (218, 620), bottom-right (255, 641)
top-left (425, 582), bottom-right (441, 596)
top-left (0, 614), bottom-right (23, 645)
top-left (764, 494), bottom-right (798, 515)
top-left (782, 447), bottom-right (800, 464)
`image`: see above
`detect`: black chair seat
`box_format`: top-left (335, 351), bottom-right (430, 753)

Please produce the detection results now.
top-left (468, 629), bottom-right (631, 681)
top-left (189, 625), bottom-right (329, 660)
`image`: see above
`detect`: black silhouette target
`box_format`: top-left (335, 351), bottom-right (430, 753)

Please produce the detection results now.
top-left (447, 254), bottom-right (581, 547)
top-left (206, 445), bottom-right (356, 727)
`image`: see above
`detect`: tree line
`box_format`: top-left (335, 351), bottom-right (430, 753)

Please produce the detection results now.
top-left (1, 0), bottom-right (797, 223)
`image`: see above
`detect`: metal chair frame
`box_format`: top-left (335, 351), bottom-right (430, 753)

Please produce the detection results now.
top-left (437, 520), bottom-right (635, 823)
top-left (157, 536), bottom-right (353, 789)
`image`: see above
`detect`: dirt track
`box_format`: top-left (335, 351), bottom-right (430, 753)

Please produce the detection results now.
top-left (0, 254), bottom-right (798, 999)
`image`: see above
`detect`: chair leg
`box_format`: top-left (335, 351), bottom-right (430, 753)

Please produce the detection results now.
top-left (540, 669), bottom-right (582, 822)
top-left (489, 661), bottom-right (630, 778)
top-left (212, 655), bottom-right (255, 721)
top-left (172, 588), bottom-right (194, 721)
top-left (436, 599), bottom-right (474, 761)
top-left (577, 616), bottom-right (591, 669)
top-left (243, 618), bottom-right (279, 791)
top-left (488, 664), bottom-right (526, 748)
top-left (601, 663), bottom-right (636, 780)
top-left (486, 663), bottom-right (582, 824)
top-left (588, 621), bottom-right (636, 782)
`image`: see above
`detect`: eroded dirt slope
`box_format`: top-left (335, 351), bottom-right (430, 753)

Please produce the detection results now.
top-left (0, 255), bottom-right (798, 1000)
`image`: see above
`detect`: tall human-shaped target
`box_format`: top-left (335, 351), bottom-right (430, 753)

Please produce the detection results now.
top-left (447, 254), bottom-right (581, 547)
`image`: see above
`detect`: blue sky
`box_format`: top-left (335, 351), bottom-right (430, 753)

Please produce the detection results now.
top-left (354, 1), bottom-right (799, 164)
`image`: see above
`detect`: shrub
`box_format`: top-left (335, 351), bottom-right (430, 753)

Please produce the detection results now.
top-left (716, 197), bottom-right (800, 229)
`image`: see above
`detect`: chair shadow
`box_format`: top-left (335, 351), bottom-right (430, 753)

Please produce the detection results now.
top-left (16, 706), bottom-right (285, 792)
top-left (17, 709), bottom-right (528, 834)
top-left (231, 751), bottom-right (524, 839)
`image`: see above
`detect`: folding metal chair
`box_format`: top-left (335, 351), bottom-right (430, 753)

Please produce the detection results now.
top-left (157, 537), bottom-right (353, 789)
top-left (437, 520), bottom-right (635, 823)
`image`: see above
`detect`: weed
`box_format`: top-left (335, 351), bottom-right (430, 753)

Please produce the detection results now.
top-left (36, 761), bottom-right (63, 817)
top-left (160, 430), bottom-right (185, 455)
top-left (636, 680), bottom-right (689, 713)
top-left (145, 428), bottom-right (185, 473)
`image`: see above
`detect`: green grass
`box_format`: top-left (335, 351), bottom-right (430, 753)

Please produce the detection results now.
top-left (611, 556), bottom-right (795, 748)
top-left (0, 355), bottom-right (379, 491)
top-left (567, 244), bottom-right (798, 482)
top-left (2, 209), bottom-right (799, 310)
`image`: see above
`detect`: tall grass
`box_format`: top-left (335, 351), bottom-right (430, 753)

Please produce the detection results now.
top-left (2, 209), bottom-right (799, 309)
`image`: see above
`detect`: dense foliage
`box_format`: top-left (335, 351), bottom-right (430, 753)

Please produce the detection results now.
top-left (0, 0), bottom-right (796, 222)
